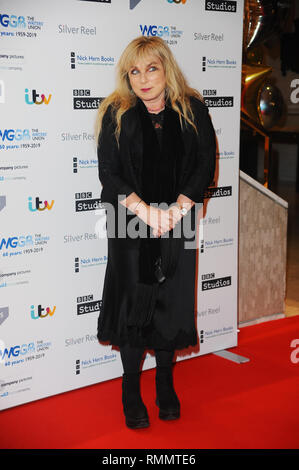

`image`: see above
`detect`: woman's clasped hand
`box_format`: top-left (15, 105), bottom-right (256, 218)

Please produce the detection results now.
top-left (136, 203), bottom-right (182, 238)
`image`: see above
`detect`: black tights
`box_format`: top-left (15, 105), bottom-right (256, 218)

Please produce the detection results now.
top-left (119, 343), bottom-right (174, 375)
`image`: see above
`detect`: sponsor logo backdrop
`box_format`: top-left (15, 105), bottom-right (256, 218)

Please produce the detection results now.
top-left (0, 0), bottom-right (244, 410)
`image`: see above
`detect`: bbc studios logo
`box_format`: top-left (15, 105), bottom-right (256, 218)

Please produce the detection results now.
top-left (201, 272), bottom-right (232, 291)
top-left (205, 1), bottom-right (237, 12)
top-left (202, 89), bottom-right (234, 108)
top-left (73, 89), bottom-right (104, 110)
top-left (74, 192), bottom-right (102, 212)
top-left (76, 294), bottom-right (101, 316)
top-left (204, 181), bottom-right (232, 198)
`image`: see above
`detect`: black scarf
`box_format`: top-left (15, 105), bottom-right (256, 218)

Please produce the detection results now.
top-left (127, 100), bottom-right (184, 331)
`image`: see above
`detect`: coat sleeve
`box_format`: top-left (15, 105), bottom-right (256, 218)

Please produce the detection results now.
top-left (179, 102), bottom-right (216, 203)
top-left (97, 106), bottom-right (135, 203)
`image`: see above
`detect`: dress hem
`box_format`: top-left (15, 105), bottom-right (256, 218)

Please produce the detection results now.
top-left (97, 326), bottom-right (198, 351)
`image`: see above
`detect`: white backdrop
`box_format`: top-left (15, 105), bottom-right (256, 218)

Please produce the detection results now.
top-left (0, 0), bottom-right (244, 410)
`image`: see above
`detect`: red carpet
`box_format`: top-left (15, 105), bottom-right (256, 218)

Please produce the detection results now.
top-left (0, 316), bottom-right (299, 449)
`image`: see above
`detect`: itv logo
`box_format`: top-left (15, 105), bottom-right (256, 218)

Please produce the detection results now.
top-left (25, 88), bottom-right (52, 105)
top-left (30, 304), bottom-right (56, 319)
top-left (28, 196), bottom-right (54, 211)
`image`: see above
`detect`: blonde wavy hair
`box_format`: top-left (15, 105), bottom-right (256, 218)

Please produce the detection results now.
top-left (95, 35), bottom-right (203, 142)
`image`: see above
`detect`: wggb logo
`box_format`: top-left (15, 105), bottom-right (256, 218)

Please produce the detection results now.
top-left (0, 14), bottom-right (26, 28)
top-left (139, 24), bottom-right (183, 44)
top-left (140, 25), bottom-right (170, 37)
top-left (0, 343), bottom-right (35, 362)
top-left (0, 235), bottom-right (33, 250)
top-left (0, 129), bottom-right (30, 142)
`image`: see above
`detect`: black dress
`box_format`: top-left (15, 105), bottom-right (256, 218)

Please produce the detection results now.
top-left (97, 107), bottom-right (198, 351)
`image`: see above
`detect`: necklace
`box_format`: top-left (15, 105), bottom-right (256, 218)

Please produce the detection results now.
top-left (146, 104), bottom-right (165, 114)
top-left (144, 96), bottom-right (165, 113)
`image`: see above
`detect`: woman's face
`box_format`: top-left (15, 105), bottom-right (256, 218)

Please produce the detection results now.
top-left (128, 54), bottom-right (166, 104)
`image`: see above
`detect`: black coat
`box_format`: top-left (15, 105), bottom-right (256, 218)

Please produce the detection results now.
top-left (97, 96), bottom-right (216, 351)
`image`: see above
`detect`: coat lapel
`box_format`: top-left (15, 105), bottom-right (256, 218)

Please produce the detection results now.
top-left (120, 97), bottom-right (190, 198)
top-left (120, 102), bottom-right (143, 195)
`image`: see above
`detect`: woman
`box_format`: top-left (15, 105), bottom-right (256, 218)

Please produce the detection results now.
top-left (95, 36), bottom-right (216, 429)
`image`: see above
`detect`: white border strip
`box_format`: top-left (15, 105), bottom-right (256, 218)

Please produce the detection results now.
top-left (240, 170), bottom-right (288, 209)
top-left (238, 313), bottom-right (286, 328)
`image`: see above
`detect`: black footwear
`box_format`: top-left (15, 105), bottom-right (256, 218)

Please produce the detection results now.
top-left (122, 372), bottom-right (149, 429)
top-left (155, 366), bottom-right (180, 420)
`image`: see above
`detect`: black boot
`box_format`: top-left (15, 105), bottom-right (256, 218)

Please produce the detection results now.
top-left (155, 366), bottom-right (180, 420)
top-left (122, 372), bottom-right (149, 429)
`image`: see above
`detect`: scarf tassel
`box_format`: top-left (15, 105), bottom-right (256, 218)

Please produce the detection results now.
top-left (127, 282), bottom-right (159, 328)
